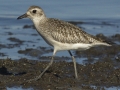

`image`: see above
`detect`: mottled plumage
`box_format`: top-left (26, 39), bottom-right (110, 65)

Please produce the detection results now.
top-left (41, 18), bottom-right (103, 44)
top-left (17, 6), bottom-right (111, 81)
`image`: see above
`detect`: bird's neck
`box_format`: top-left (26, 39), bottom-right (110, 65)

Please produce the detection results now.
top-left (32, 16), bottom-right (48, 31)
top-left (32, 16), bottom-right (47, 25)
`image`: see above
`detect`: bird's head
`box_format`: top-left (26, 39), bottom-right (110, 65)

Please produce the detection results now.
top-left (17, 6), bottom-right (46, 21)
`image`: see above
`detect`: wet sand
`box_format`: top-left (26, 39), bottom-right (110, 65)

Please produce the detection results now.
top-left (0, 55), bottom-right (120, 90)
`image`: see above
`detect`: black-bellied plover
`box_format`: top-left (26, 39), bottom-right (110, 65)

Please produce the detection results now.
top-left (17, 6), bottom-right (111, 81)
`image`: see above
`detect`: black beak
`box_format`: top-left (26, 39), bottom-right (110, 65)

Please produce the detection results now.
top-left (17, 13), bottom-right (28, 19)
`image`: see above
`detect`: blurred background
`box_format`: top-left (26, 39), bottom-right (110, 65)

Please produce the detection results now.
top-left (1, 0), bottom-right (120, 19)
top-left (0, 0), bottom-right (120, 60)
top-left (0, 1), bottom-right (120, 90)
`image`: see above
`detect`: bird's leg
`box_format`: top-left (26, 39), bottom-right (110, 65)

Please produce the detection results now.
top-left (68, 50), bottom-right (78, 79)
top-left (27, 55), bottom-right (55, 82)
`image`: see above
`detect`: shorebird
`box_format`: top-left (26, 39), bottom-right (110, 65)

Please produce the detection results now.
top-left (17, 6), bottom-right (111, 81)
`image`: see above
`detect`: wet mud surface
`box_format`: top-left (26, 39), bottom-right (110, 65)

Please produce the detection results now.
top-left (0, 21), bottom-right (120, 90)
top-left (0, 55), bottom-right (120, 90)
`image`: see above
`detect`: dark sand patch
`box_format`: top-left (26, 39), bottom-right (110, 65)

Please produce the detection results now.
top-left (0, 56), bottom-right (119, 90)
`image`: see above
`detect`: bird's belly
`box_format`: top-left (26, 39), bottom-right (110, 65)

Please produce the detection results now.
top-left (53, 41), bottom-right (92, 51)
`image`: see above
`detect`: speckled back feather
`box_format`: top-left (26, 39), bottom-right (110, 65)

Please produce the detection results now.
top-left (40, 18), bottom-right (103, 44)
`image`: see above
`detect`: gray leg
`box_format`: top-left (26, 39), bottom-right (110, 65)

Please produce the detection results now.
top-left (68, 50), bottom-right (78, 79)
top-left (27, 55), bottom-right (55, 82)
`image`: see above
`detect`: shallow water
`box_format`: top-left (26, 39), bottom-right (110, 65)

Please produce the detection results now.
top-left (0, 0), bottom-right (120, 60)
top-left (0, 0), bottom-right (120, 90)
top-left (1, 0), bottom-right (120, 19)
top-left (6, 86), bottom-right (120, 90)
top-left (7, 87), bottom-right (34, 90)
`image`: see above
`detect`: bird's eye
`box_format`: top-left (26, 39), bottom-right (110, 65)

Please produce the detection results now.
top-left (32, 10), bottom-right (37, 13)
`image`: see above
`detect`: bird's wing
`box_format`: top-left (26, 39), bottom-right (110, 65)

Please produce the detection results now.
top-left (49, 19), bottom-right (102, 44)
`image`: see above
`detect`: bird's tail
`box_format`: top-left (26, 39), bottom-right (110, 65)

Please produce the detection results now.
top-left (92, 42), bottom-right (112, 47)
